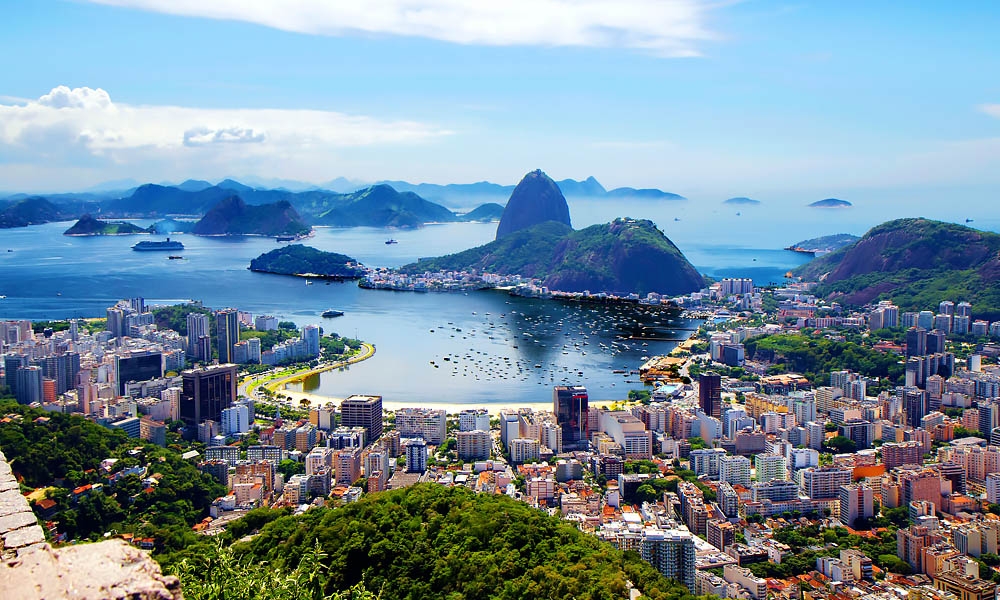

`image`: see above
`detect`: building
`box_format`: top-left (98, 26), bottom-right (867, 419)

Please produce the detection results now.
top-left (395, 407), bottom-right (447, 445)
top-left (334, 448), bottom-right (362, 485)
top-left (934, 571), bottom-right (997, 600)
top-left (179, 364), bottom-right (237, 426)
top-left (883, 441), bottom-right (923, 469)
top-left (14, 365), bottom-right (43, 405)
top-left (404, 438), bottom-right (428, 473)
top-left (641, 529), bottom-right (696, 591)
top-left (340, 395), bottom-right (383, 446)
top-left (216, 309), bottom-right (239, 364)
top-left (302, 325), bottom-right (320, 357)
top-left (221, 404), bottom-right (251, 436)
top-left (456, 430), bottom-right (490, 461)
top-left (139, 417), bottom-right (167, 446)
top-left (459, 409), bottom-right (491, 433)
top-left (801, 466), bottom-right (853, 500)
top-left (115, 352), bottom-right (163, 395)
top-left (987, 473), bottom-right (1000, 504)
top-left (754, 454), bottom-right (788, 483)
top-left (690, 448), bottom-right (726, 478)
top-left (509, 438), bottom-right (541, 464)
top-left (706, 519), bottom-right (735, 551)
top-left (839, 483), bottom-right (874, 527)
top-left (553, 386), bottom-right (590, 450)
top-left (699, 373), bottom-right (722, 419)
top-left (719, 455), bottom-right (752, 487)
top-left (186, 313), bottom-right (210, 360)
top-left (723, 564), bottom-right (767, 600)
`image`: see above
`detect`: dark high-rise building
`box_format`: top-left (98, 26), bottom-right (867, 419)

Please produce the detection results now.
top-left (699, 373), bottom-right (722, 419)
top-left (927, 329), bottom-right (946, 355)
top-left (3, 354), bottom-right (29, 396)
top-left (340, 395), bottom-right (383, 446)
top-left (116, 352), bottom-right (163, 395)
top-left (15, 366), bottom-right (43, 405)
top-left (216, 308), bottom-right (239, 364)
top-left (906, 327), bottom-right (927, 358)
top-left (180, 364), bottom-right (237, 426)
top-left (903, 387), bottom-right (928, 427)
top-left (553, 385), bottom-right (589, 450)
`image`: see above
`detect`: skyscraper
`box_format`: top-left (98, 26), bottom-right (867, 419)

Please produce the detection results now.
top-left (15, 366), bottom-right (43, 405)
top-left (216, 309), bottom-right (239, 364)
top-left (179, 364), bottom-right (237, 426)
top-left (553, 385), bottom-right (589, 450)
top-left (699, 373), bottom-right (722, 419)
top-left (340, 395), bottom-right (383, 445)
top-left (187, 313), bottom-right (210, 360)
top-left (641, 529), bottom-right (696, 591)
top-left (906, 327), bottom-right (927, 358)
top-left (302, 325), bottom-right (321, 357)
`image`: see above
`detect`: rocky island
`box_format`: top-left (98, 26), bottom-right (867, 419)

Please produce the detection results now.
top-left (808, 198), bottom-right (852, 208)
top-left (784, 233), bottom-right (860, 255)
top-left (249, 245), bottom-right (366, 279)
top-left (63, 214), bottom-right (153, 236)
top-left (723, 197), bottom-right (761, 205)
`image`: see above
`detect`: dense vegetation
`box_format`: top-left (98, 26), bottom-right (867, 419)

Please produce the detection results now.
top-left (795, 218), bottom-right (1000, 319)
top-left (0, 197), bottom-right (68, 228)
top-left (405, 218), bottom-right (705, 296)
top-left (163, 484), bottom-right (700, 600)
top-left (458, 202), bottom-right (505, 222)
top-left (749, 524), bottom-right (901, 579)
top-left (786, 233), bottom-right (859, 252)
top-left (0, 401), bottom-right (225, 548)
top-left (63, 214), bottom-right (153, 235)
top-left (249, 245), bottom-right (366, 278)
top-left (193, 196), bottom-right (311, 236)
top-left (744, 334), bottom-right (905, 387)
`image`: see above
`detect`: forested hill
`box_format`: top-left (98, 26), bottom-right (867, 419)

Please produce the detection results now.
top-left (794, 218), bottom-right (1000, 319)
top-left (166, 484), bottom-right (699, 600)
top-left (405, 218), bottom-right (704, 296)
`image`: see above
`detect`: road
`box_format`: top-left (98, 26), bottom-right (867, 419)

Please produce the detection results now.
top-left (238, 342), bottom-right (376, 400)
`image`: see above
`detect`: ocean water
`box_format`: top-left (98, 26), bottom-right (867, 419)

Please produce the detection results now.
top-left (2, 196), bottom-right (990, 405)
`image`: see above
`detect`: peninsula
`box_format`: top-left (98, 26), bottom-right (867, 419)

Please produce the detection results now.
top-left (63, 214), bottom-right (153, 236)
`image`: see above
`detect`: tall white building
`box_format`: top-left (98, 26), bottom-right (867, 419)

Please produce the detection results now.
top-left (404, 438), bottom-right (428, 473)
top-left (395, 407), bottom-right (447, 445)
top-left (839, 483), bottom-right (874, 527)
top-left (690, 448), bottom-right (726, 478)
top-left (459, 408), bottom-right (491, 432)
top-left (754, 454), bottom-right (787, 483)
top-left (221, 404), bottom-right (250, 436)
top-left (719, 455), bottom-right (752, 487)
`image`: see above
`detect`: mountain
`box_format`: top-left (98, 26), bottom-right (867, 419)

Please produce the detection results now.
top-left (556, 176), bottom-right (607, 196)
top-left (458, 202), bottom-right (505, 222)
top-left (63, 214), bottom-right (152, 236)
top-left (315, 184), bottom-right (457, 228)
top-left (0, 197), bottom-right (67, 228)
top-left (809, 198), bottom-right (852, 208)
top-left (724, 197), bottom-right (760, 205)
top-left (794, 218), bottom-right (1000, 318)
top-left (606, 187), bottom-right (685, 200)
top-left (104, 184), bottom-right (233, 217)
top-left (192, 196), bottom-right (311, 236)
top-left (216, 178), bottom-right (255, 194)
top-left (406, 217), bottom-right (704, 296)
top-left (495, 170), bottom-right (572, 240)
top-left (249, 245), bottom-right (366, 278)
top-left (175, 179), bottom-right (213, 192)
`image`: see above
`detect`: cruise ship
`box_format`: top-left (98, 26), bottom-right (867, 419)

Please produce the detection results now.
top-left (132, 238), bottom-right (184, 252)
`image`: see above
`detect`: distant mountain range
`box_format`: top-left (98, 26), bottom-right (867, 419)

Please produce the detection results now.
top-left (0, 174), bottom-right (687, 231)
top-left (794, 218), bottom-right (1000, 319)
top-left (192, 197), bottom-right (311, 237)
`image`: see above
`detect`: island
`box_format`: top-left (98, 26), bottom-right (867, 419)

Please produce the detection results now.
top-left (63, 214), bottom-right (153, 236)
top-left (723, 197), bottom-right (761, 205)
top-left (784, 233), bottom-right (860, 255)
top-left (0, 197), bottom-right (67, 229)
top-left (192, 196), bottom-right (311, 237)
top-left (249, 244), bottom-right (367, 279)
top-left (314, 184), bottom-right (458, 228)
top-left (808, 198), bottom-right (852, 208)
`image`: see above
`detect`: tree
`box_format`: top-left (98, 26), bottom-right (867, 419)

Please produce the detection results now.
top-left (277, 459), bottom-right (305, 480)
top-left (824, 435), bottom-right (857, 454)
top-left (278, 321), bottom-right (297, 330)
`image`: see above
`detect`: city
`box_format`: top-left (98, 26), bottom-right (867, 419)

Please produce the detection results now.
top-left (4, 276), bottom-right (1000, 600)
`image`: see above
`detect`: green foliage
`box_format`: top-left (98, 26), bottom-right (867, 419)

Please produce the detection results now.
top-left (278, 459), bottom-right (306, 480)
top-left (824, 435), bottom-right (857, 454)
top-left (402, 218), bottom-right (704, 296)
top-left (173, 539), bottom-right (380, 600)
top-left (688, 437), bottom-right (707, 450)
top-left (152, 304), bottom-right (214, 337)
top-left (169, 484), bottom-right (701, 600)
top-left (744, 334), bottom-right (905, 386)
top-left (0, 401), bottom-right (225, 545)
top-left (241, 328), bottom-right (300, 351)
top-left (64, 215), bottom-right (153, 235)
top-left (250, 245), bottom-right (365, 278)
top-left (278, 321), bottom-right (298, 330)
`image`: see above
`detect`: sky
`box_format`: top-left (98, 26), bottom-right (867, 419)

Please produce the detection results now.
top-left (1, 0), bottom-right (999, 200)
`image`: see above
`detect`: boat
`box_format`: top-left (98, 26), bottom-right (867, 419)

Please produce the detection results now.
top-left (321, 309), bottom-right (345, 318)
top-left (168, 255), bottom-right (184, 260)
top-left (133, 237), bottom-right (184, 252)
top-left (385, 239), bottom-right (398, 245)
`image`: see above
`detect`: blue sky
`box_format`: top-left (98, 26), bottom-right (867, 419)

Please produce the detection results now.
top-left (1, 0), bottom-right (998, 198)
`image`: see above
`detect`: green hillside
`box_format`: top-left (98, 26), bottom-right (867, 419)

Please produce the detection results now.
top-left (165, 484), bottom-right (699, 600)
top-left (249, 245), bottom-right (366, 278)
top-left (794, 218), bottom-right (1000, 319)
top-left (405, 218), bottom-right (704, 296)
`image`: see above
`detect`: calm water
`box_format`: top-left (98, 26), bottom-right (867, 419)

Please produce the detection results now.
top-left (3, 196), bottom-right (990, 405)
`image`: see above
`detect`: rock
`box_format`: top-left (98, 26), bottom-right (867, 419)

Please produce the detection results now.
top-left (495, 170), bottom-right (572, 240)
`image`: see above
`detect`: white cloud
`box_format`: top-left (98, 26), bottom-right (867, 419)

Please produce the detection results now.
top-left (87, 0), bottom-right (719, 57)
top-left (0, 85), bottom-right (450, 163)
top-left (980, 104), bottom-right (1000, 118)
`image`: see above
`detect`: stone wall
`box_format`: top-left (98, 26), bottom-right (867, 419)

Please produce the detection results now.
top-left (0, 449), bottom-right (184, 599)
